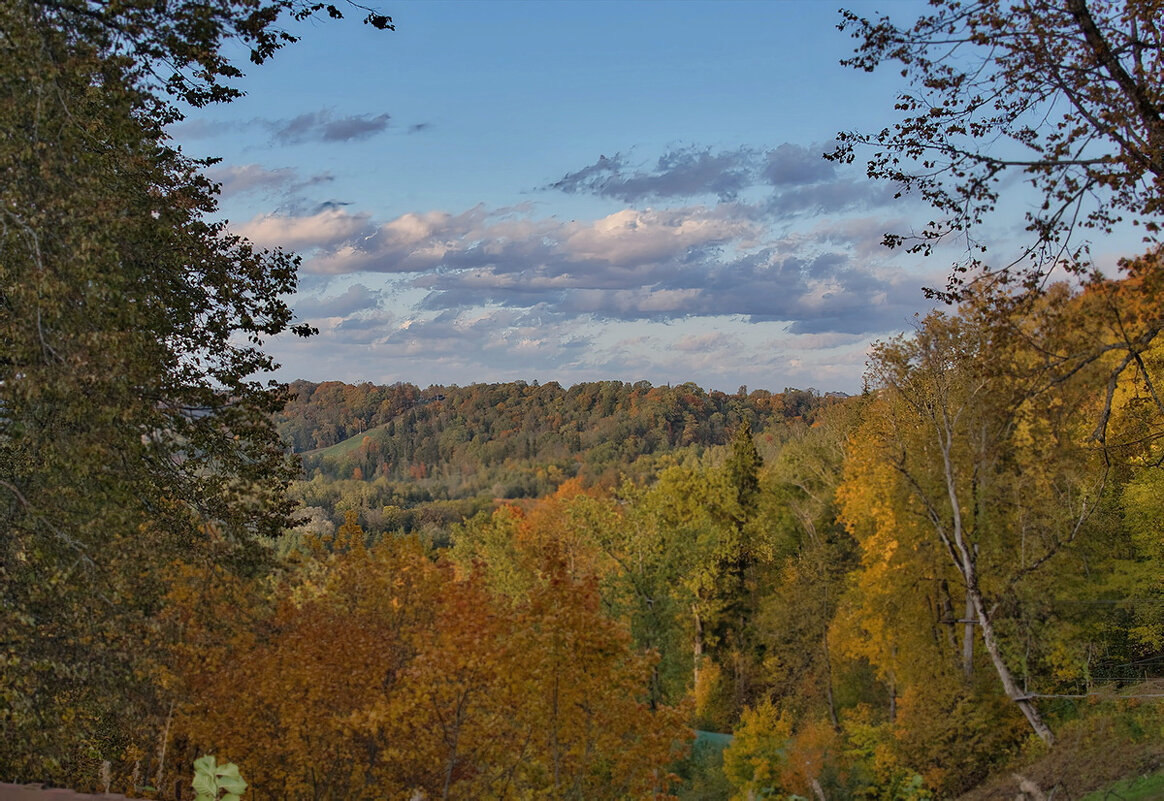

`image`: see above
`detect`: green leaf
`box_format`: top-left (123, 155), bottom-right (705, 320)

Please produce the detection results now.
top-left (215, 762), bottom-right (247, 796)
top-left (192, 755), bottom-right (218, 797)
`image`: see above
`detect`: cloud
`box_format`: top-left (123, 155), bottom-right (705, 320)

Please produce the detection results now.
top-left (269, 109), bottom-right (392, 144)
top-left (532, 247), bottom-right (924, 335)
top-left (762, 143), bottom-right (837, 186)
top-left (332, 310), bottom-right (398, 345)
top-left (548, 143), bottom-right (855, 209)
top-left (673, 332), bottom-right (740, 353)
top-left (294, 283), bottom-right (384, 321)
top-left (550, 147), bottom-right (759, 202)
top-left (168, 118), bottom-right (245, 140)
top-left (564, 207), bottom-right (755, 265)
top-left (237, 207), bottom-right (374, 251)
top-left (764, 179), bottom-right (900, 217)
top-left (248, 203), bottom-right (757, 279)
top-left (325, 307), bottom-right (597, 370)
top-left (781, 331), bottom-right (870, 351)
top-left (205, 164), bottom-right (335, 199)
top-left (541, 143), bottom-right (909, 232)
top-left (236, 195), bottom-right (926, 337)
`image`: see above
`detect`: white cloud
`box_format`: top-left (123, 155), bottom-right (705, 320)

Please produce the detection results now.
top-left (237, 208), bottom-right (373, 251)
top-left (563, 207), bottom-right (755, 265)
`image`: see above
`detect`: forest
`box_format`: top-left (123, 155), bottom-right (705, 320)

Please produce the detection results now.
top-left (2, 0), bottom-right (1163, 799)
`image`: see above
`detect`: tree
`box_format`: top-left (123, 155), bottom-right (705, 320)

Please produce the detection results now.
top-left (171, 533), bottom-right (447, 800)
top-left (832, 0), bottom-right (1164, 296)
top-left (752, 409), bottom-right (861, 731)
top-left (172, 537), bottom-right (690, 800)
top-left (0, 0), bottom-right (388, 784)
top-left (27, 0), bottom-right (392, 110)
top-left (725, 420), bottom-right (762, 521)
top-left (840, 293), bottom-right (1114, 745)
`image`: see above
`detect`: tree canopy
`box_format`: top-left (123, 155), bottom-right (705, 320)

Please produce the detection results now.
top-left (0, 0), bottom-right (388, 782)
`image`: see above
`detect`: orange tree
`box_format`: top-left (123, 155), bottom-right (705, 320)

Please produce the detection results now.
top-left (171, 527), bottom-right (690, 800)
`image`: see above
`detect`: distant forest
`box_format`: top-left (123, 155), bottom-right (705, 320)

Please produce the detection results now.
top-left (276, 380), bottom-right (841, 539)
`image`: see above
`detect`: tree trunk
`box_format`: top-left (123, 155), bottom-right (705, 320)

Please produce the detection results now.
top-left (962, 588), bottom-right (975, 679)
top-left (822, 632), bottom-right (839, 730)
top-left (968, 584), bottom-right (1056, 744)
top-left (692, 605), bottom-right (704, 690)
top-left (888, 677), bottom-right (897, 724)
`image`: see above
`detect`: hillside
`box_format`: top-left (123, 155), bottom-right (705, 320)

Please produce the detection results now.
top-left (279, 379), bottom-right (837, 500)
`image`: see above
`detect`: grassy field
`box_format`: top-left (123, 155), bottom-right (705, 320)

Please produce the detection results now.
top-left (1080, 770), bottom-right (1164, 800)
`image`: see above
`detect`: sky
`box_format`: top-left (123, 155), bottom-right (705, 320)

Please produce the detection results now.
top-left (173, 1), bottom-right (965, 394)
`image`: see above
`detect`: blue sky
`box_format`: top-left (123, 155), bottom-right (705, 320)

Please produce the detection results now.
top-left (175, 1), bottom-right (956, 393)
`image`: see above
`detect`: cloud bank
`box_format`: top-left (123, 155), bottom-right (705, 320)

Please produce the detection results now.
top-left (245, 142), bottom-right (933, 391)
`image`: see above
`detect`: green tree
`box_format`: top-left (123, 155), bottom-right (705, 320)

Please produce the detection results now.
top-left (0, 0), bottom-right (387, 784)
top-left (725, 420), bottom-right (762, 521)
top-left (752, 408), bottom-right (861, 730)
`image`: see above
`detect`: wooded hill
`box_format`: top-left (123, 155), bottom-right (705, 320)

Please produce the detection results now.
top-left (278, 380), bottom-right (837, 509)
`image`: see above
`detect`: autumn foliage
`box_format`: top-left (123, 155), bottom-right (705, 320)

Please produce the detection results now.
top-left (167, 521), bottom-right (690, 800)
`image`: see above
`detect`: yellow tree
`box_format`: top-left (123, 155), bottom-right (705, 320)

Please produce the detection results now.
top-left (843, 291), bottom-right (1110, 746)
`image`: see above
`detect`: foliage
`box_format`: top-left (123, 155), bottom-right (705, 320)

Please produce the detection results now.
top-left (839, 289), bottom-right (1119, 744)
top-left (192, 756), bottom-right (247, 801)
top-left (280, 381), bottom-right (833, 505)
top-left (1, 0), bottom-right (390, 785)
top-left (171, 522), bottom-right (691, 800)
top-left (833, 0), bottom-right (1164, 296)
top-left (0, 0), bottom-right (303, 781)
top-left (29, 0), bottom-right (392, 110)
top-left (752, 407), bottom-right (862, 727)
top-left (721, 701), bottom-right (790, 800)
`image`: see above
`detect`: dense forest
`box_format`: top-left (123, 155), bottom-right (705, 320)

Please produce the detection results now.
top-left (256, 279), bottom-right (1163, 799)
top-left (275, 380), bottom-right (838, 543)
top-left (3, 0), bottom-right (1163, 799)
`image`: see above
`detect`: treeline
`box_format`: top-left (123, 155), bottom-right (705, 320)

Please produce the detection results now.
top-left (281, 379), bottom-right (829, 459)
top-left (276, 381), bottom-right (837, 536)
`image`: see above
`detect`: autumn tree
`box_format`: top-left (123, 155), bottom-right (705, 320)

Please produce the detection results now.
top-left (171, 533), bottom-right (446, 799)
top-left (173, 534), bottom-right (689, 800)
top-left (833, 0), bottom-right (1164, 296)
top-left (839, 288), bottom-right (1128, 746)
